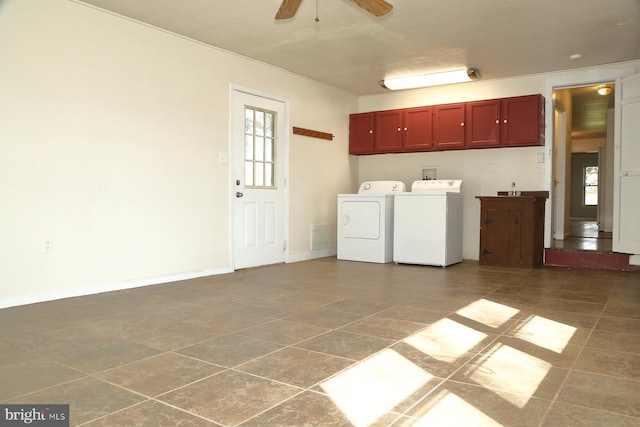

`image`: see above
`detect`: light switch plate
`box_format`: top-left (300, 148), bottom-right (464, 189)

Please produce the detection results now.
top-left (537, 153), bottom-right (544, 163)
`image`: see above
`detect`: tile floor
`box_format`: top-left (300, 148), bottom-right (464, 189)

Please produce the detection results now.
top-left (1, 258), bottom-right (639, 426)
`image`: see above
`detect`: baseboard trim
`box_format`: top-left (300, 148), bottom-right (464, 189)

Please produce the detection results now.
top-left (287, 248), bottom-right (337, 263)
top-left (0, 267), bottom-right (233, 309)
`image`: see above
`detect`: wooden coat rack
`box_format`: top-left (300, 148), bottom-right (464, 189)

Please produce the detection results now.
top-left (293, 126), bottom-right (334, 141)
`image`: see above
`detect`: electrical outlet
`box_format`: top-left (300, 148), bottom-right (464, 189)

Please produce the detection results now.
top-left (537, 153), bottom-right (544, 163)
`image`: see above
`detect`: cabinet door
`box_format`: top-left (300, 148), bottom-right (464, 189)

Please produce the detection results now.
top-left (403, 106), bottom-right (433, 152)
top-left (434, 103), bottom-right (465, 149)
top-left (501, 95), bottom-right (543, 146)
top-left (482, 207), bottom-right (522, 265)
top-left (349, 112), bottom-right (374, 154)
top-left (374, 110), bottom-right (403, 153)
top-left (466, 99), bottom-right (501, 148)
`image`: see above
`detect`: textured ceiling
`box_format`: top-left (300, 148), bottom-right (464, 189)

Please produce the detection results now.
top-left (76, 0), bottom-right (639, 135)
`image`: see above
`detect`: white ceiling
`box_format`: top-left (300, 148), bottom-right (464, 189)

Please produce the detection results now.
top-left (75, 0), bottom-right (638, 137)
top-left (77, 0), bottom-right (640, 96)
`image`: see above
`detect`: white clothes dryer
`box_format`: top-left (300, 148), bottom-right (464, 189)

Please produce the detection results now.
top-left (393, 179), bottom-right (463, 267)
top-left (337, 181), bottom-right (406, 263)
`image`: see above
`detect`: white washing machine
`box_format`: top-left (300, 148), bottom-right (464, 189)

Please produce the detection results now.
top-left (393, 179), bottom-right (463, 267)
top-left (337, 181), bottom-right (406, 263)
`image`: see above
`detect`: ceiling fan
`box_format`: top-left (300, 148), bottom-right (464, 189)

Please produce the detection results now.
top-left (275, 0), bottom-right (393, 20)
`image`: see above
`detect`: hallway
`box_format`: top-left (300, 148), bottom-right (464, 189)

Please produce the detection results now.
top-left (552, 220), bottom-right (612, 253)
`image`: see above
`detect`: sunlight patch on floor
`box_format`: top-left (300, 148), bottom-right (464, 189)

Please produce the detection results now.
top-left (511, 315), bottom-right (577, 353)
top-left (321, 349), bottom-right (433, 427)
top-left (462, 343), bottom-right (551, 408)
top-left (456, 299), bottom-right (520, 329)
top-left (410, 390), bottom-right (503, 427)
top-left (404, 318), bottom-right (488, 362)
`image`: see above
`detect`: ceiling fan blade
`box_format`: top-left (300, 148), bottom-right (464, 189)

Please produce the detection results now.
top-left (349, 0), bottom-right (393, 17)
top-left (275, 0), bottom-right (303, 20)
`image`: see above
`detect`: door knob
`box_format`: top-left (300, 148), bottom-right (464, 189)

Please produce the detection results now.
top-left (236, 192), bottom-right (244, 198)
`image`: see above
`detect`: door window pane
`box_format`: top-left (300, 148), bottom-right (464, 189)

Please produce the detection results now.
top-left (244, 106), bottom-right (276, 188)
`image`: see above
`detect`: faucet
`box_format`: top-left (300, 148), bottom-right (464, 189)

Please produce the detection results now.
top-left (511, 182), bottom-right (517, 196)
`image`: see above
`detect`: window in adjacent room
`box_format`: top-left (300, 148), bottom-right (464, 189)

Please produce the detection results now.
top-left (584, 165), bottom-right (598, 206)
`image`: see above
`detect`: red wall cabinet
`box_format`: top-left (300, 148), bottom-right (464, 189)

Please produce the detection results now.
top-left (466, 99), bottom-right (501, 148)
top-left (403, 106), bottom-right (433, 152)
top-left (348, 94), bottom-right (543, 155)
top-left (374, 109), bottom-right (404, 153)
top-left (501, 95), bottom-right (544, 146)
top-left (433, 103), bottom-right (465, 150)
top-left (349, 107), bottom-right (433, 154)
top-left (348, 112), bottom-right (374, 154)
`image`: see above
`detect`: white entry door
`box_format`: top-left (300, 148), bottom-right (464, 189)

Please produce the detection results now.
top-left (232, 89), bottom-right (287, 269)
top-left (614, 73), bottom-right (640, 254)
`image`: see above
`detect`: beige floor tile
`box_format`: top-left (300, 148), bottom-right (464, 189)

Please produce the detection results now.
top-left (451, 344), bottom-right (569, 402)
top-left (157, 370), bottom-right (300, 426)
top-left (8, 376), bottom-right (145, 426)
top-left (241, 390), bottom-right (401, 427)
top-left (404, 381), bottom-right (552, 427)
top-left (285, 307), bottom-right (365, 328)
top-left (322, 297), bottom-right (392, 315)
top-left (238, 319), bottom-right (329, 345)
top-left (587, 329), bottom-right (640, 354)
top-left (339, 316), bottom-right (426, 340)
top-left (49, 337), bottom-right (161, 374)
top-left (237, 347), bottom-right (354, 388)
top-left (83, 400), bottom-right (219, 426)
top-left (556, 371), bottom-right (640, 418)
top-left (177, 333), bottom-right (283, 367)
top-left (596, 316), bottom-right (640, 334)
top-left (95, 353), bottom-right (223, 397)
top-left (295, 330), bottom-right (395, 360)
top-left (543, 402), bottom-right (640, 427)
top-left (574, 347), bottom-right (640, 380)
top-left (0, 357), bottom-right (85, 401)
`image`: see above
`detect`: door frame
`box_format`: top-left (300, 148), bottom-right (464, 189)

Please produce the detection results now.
top-left (552, 106), bottom-right (567, 240)
top-left (229, 84), bottom-right (290, 270)
top-left (543, 66), bottom-right (635, 248)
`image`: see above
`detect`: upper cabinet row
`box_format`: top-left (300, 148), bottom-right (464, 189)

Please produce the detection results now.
top-left (349, 94), bottom-right (544, 155)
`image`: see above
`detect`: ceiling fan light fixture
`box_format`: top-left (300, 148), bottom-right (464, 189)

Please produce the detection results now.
top-left (382, 68), bottom-right (481, 90)
top-left (597, 85), bottom-right (612, 96)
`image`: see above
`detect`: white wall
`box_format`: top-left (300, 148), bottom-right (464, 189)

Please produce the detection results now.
top-left (0, 0), bottom-right (358, 306)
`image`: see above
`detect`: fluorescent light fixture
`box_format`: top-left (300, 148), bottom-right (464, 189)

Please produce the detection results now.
top-left (382, 68), bottom-right (481, 90)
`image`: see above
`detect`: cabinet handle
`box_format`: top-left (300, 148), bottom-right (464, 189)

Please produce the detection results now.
top-left (397, 128), bottom-right (401, 132)
top-left (483, 249), bottom-right (493, 255)
top-left (369, 130), bottom-right (373, 134)
top-left (495, 120), bottom-right (500, 124)
top-left (460, 122), bottom-right (465, 127)
top-left (504, 119), bottom-right (508, 124)
top-left (515, 216), bottom-right (519, 225)
top-left (404, 127), bottom-right (408, 131)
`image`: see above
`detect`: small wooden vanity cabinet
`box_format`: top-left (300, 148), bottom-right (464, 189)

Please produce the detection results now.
top-left (476, 195), bottom-right (547, 268)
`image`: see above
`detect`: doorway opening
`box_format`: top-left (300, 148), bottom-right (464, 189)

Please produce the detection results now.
top-left (551, 83), bottom-right (614, 253)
